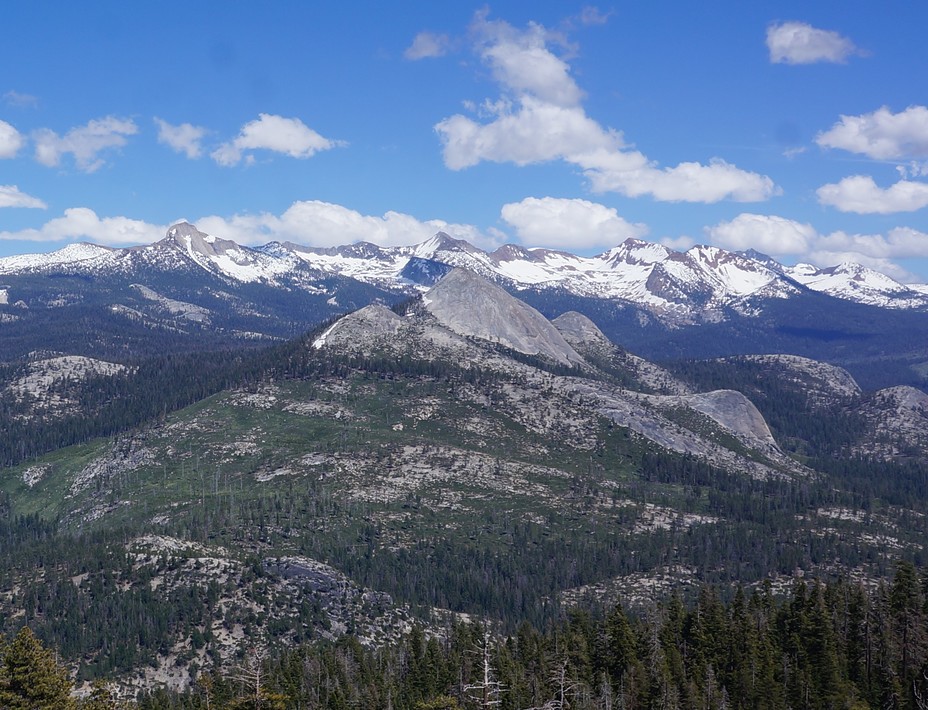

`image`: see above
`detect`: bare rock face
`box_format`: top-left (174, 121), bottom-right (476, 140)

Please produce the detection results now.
top-left (681, 389), bottom-right (776, 446)
top-left (857, 385), bottom-right (928, 459)
top-left (313, 304), bottom-right (403, 349)
top-left (873, 385), bottom-right (928, 412)
top-left (423, 269), bottom-right (584, 367)
top-left (552, 311), bottom-right (613, 351)
top-left (163, 222), bottom-right (241, 258)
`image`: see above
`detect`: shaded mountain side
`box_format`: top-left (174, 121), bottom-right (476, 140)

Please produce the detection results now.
top-left (0, 269), bottom-right (404, 361)
top-left (515, 286), bottom-right (928, 391)
top-left (666, 354), bottom-right (928, 468)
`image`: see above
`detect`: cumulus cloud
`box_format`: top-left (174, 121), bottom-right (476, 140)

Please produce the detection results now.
top-left (706, 213), bottom-right (817, 256)
top-left (155, 118), bottom-right (207, 159)
top-left (435, 13), bottom-right (777, 203)
top-left (0, 201), bottom-right (500, 251)
top-left (0, 185), bottom-right (46, 209)
top-left (816, 105), bottom-right (928, 160)
top-left (808, 228), bottom-right (928, 282)
top-left (32, 116), bottom-right (137, 172)
top-left (766, 21), bottom-right (861, 65)
top-left (500, 196), bottom-right (647, 249)
top-left (211, 114), bottom-right (343, 166)
top-left (812, 227), bottom-right (928, 261)
top-left (897, 161), bottom-right (928, 180)
top-left (578, 152), bottom-right (778, 203)
top-left (707, 214), bottom-right (928, 283)
top-left (817, 175), bottom-right (928, 214)
top-left (196, 200), bottom-right (501, 250)
top-left (0, 207), bottom-right (164, 245)
top-left (474, 16), bottom-right (584, 107)
top-left (405, 31), bottom-right (452, 60)
top-left (0, 120), bottom-right (23, 159)
top-left (436, 96), bottom-right (618, 169)
top-left (804, 251), bottom-right (920, 283)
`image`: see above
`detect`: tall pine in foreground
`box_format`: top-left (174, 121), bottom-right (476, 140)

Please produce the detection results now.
top-left (0, 626), bottom-right (75, 709)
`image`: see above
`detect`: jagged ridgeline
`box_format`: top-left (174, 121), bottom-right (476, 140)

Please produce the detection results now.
top-left (2, 221), bottom-right (928, 389)
top-left (0, 267), bottom-right (927, 694)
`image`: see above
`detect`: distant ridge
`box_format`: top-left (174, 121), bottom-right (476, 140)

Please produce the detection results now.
top-left (3, 222), bottom-right (927, 322)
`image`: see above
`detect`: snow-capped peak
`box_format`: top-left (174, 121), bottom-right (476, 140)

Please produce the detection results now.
top-left (412, 231), bottom-right (482, 259)
top-left (600, 238), bottom-right (673, 267)
top-left (3, 224), bottom-right (928, 320)
top-left (0, 242), bottom-right (116, 275)
top-left (785, 261), bottom-right (928, 309)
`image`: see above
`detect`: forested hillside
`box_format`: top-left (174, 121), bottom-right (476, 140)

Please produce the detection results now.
top-left (5, 561), bottom-right (928, 709)
top-left (0, 278), bottom-right (926, 700)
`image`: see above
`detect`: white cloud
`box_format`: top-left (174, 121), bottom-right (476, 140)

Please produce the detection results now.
top-left (812, 227), bottom-right (928, 261)
top-left (0, 201), bottom-right (499, 251)
top-left (804, 250), bottom-right (919, 283)
top-left (0, 185), bottom-right (46, 209)
top-left (500, 196), bottom-right (647, 249)
top-left (435, 13), bottom-right (778, 203)
top-left (474, 16), bottom-right (584, 107)
top-left (211, 114), bottom-right (343, 166)
top-left (436, 96), bottom-right (618, 169)
top-left (32, 116), bottom-right (137, 172)
top-left (0, 120), bottom-right (23, 158)
top-left (155, 118), bottom-right (207, 159)
top-left (766, 21), bottom-right (860, 65)
top-left (707, 214), bottom-right (928, 283)
top-left (0, 207), bottom-right (163, 244)
top-left (577, 6), bottom-right (611, 26)
top-left (816, 106), bottom-right (928, 160)
top-left (405, 31), bottom-right (452, 60)
top-left (578, 152), bottom-right (778, 203)
top-left (817, 175), bottom-right (928, 214)
top-left (196, 200), bottom-right (501, 250)
top-left (706, 213), bottom-right (816, 256)
top-left (660, 235), bottom-right (697, 251)
top-left (897, 161), bottom-right (928, 179)
top-left (3, 90), bottom-right (38, 108)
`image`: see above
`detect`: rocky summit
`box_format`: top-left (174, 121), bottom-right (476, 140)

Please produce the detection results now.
top-left (422, 268), bottom-right (585, 367)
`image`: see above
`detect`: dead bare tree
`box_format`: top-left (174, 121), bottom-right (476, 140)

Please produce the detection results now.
top-left (464, 629), bottom-right (505, 709)
top-left (229, 645), bottom-right (286, 709)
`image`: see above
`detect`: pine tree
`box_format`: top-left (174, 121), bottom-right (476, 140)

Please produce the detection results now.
top-left (0, 626), bottom-right (75, 710)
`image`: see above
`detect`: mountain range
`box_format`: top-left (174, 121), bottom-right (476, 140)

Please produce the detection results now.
top-left (3, 221), bottom-right (928, 314)
top-left (1, 221), bottom-right (927, 389)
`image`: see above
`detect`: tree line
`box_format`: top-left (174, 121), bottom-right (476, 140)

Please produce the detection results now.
top-left (6, 560), bottom-right (928, 709)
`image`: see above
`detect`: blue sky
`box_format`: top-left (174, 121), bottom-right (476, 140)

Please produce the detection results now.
top-left (3, 1), bottom-right (928, 282)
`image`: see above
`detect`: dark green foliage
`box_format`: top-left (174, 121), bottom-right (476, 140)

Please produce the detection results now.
top-left (126, 565), bottom-right (928, 709)
top-left (0, 626), bottom-right (74, 709)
